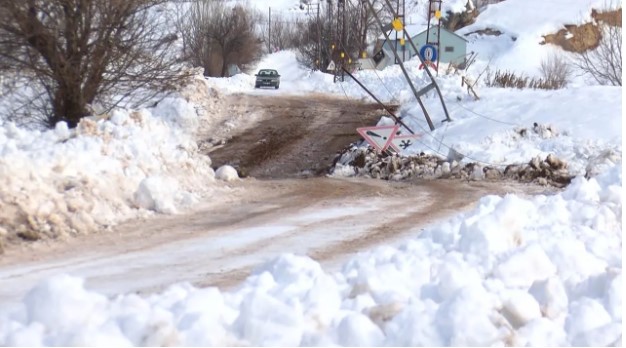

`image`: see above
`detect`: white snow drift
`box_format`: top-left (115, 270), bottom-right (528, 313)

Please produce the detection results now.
top-left (0, 166), bottom-right (620, 346)
top-left (0, 77), bottom-right (218, 242)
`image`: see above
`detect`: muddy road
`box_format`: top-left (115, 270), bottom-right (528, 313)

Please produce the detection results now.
top-left (0, 93), bottom-right (549, 302)
top-left (204, 93), bottom-right (395, 178)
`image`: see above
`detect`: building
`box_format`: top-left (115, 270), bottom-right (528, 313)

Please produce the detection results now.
top-left (374, 24), bottom-right (468, 70)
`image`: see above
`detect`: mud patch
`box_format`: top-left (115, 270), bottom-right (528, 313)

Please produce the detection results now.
top-left (204, 94), bottom-right (393, 179)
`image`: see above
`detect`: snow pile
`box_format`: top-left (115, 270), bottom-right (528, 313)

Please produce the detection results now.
top-left (0, 82), bottom-right (218, 244)
top-left (0, 165), bottom-right (620, 346)
top-left (215, 165), bottom-right (240, 182)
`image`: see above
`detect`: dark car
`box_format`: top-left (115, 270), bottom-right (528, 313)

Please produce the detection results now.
top-left (254, 69), bottom-right (280, 89)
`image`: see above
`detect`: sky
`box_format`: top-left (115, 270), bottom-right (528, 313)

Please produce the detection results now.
top-left (0, 0), bottom-right (622, 346)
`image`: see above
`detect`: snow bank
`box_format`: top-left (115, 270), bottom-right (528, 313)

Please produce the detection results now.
top-left (459, 0), bottom-right (615, 75)
top-left (1, 166), bottom-right (620, 346)
top-left (215, 165), bottom-right (240, 182)
top-left (0, 79), bottom-right (218, 244)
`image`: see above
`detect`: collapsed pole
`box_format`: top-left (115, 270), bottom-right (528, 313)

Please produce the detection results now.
top-left (342, 67), bottom-right (415, 135)
top-left (381, 0), bottom-right (451, 122)
top-left (362, 0), bottom-right (436, 131)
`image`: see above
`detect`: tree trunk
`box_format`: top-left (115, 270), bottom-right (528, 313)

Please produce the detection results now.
top-left (51, 83), bottom-right (87, 128)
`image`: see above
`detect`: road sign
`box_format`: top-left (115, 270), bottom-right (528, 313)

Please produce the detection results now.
top-left (327, 60), bottom-right (336, 71)
top-left (357, 125), bottom-right (399, 152)
top-left (389, 134), bottom-right (421, 153)
top-left (419, 44), bottom-right (438, 62)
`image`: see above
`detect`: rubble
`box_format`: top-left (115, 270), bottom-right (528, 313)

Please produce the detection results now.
top-left (330, 145), bottom-right (574, 188)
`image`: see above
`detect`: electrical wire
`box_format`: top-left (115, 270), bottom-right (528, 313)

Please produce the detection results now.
top-left (371, 68), bottom-right (395, 101)
top-left (455, 100), bottom-right (522, 127)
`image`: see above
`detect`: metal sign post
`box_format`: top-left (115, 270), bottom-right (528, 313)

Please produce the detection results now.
top-left (362, 0), bottom-right (436, 131)
top-left (380, 0), bottom-right (452, 123)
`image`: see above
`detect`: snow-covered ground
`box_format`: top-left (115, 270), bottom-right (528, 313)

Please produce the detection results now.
top-left (0, 0), bottom-right (622, 346)
top-left (0, 167), bottom-right (621, 346)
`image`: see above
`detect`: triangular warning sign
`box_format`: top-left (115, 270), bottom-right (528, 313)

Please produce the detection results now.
top-left (357, 125), bottom-right (399, 152)
top-left (327, 60), bottom-right (336, 71)
top-left (389, 133), bottom-right (421, 153)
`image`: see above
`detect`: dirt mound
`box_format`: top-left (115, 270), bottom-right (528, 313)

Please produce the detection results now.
top-left (541, 8), bottom-right (621, 53)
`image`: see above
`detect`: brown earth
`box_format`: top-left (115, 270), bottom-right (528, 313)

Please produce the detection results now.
top-left (542, 8), bottom-right (622, 53)
top-left (204, 94), bottom-right (396, 178)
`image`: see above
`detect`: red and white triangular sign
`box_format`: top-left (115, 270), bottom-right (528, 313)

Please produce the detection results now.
top-left (357, 125), bottom-right (399, 152)
top-left (389, 133), bottom-right (421, 152)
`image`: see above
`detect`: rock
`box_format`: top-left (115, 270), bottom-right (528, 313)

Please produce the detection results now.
top-left (529, 156), bottom-right (542, 170)
top-left (546, 154), bottom-right (567, 170)
top-left (483, 167), bottom-right (501, 180)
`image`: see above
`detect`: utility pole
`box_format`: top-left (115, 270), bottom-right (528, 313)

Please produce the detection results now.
top-left (402, 0), bottom-right (406, 61)
top-left (317, 2), bottom-right (322, 70)
top-left (268, 7), bottom-right (272, 52)
top-left (363, 0), bottom-right (436, 130)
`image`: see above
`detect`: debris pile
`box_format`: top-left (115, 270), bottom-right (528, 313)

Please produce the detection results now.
top-left (331, 147), bottom-right (573, 188)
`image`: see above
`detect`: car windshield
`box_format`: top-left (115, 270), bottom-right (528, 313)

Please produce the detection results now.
top-left (258, 70), bottom-right (277, 76)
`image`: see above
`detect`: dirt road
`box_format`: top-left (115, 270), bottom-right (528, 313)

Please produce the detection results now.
top-left (203, 93), bottom-right (396, 178)
top-left (0, 93), bottom-right (549, 303)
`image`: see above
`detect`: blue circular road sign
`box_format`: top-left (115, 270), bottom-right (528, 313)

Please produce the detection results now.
top-left (419, 44), bottom-right (438, 62)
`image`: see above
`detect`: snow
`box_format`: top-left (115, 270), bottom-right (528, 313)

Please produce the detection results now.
top-left (0, 165), bottom-right (621, 345)
top-left (459, 0), bottom-right (616, 74)
top-left (0, 80), bottom-right (218, 240)
top-left (215, 165), bottom-right (240, 182)
top-left (0, 0), bottom-right (623, 346)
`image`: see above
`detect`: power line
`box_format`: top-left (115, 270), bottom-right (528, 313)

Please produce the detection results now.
top-left (403, 105), bottom-right (529, 168)
top-left (455, 100), bottom-right (522, 127)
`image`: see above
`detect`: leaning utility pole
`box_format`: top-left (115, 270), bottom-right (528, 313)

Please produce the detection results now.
top-left (347, 0), bottom-right (452, 130)
top-left (381, 0), bottom-right (451, 122)
top-left (363, 0), bottom-right (436, 130)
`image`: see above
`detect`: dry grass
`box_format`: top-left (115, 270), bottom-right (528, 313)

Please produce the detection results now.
top-left (485, 69), bottom-right (568, 90)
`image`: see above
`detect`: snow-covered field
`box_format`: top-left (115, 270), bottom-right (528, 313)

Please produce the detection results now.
top-left (0, 0), bottom-right (622, 346)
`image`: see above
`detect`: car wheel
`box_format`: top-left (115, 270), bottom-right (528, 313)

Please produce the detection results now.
top-left (255, 85), bottom-right (259, 88)
top-left (275, 85), bottom-right (279, 89)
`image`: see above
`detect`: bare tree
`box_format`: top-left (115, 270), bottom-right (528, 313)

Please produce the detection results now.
top-left (261, 12), bottom-right (302, 53)
top-left (574, 24), bottom-right (622, 86)
top-left (296, 0), bottom-right (374, 72)
top-left (178, 0), bottom-right (262, 77)
top-left (174, 0), bottom-right (217, 76)
top-left (0, 0), bottom-right (189, 128)
top-left (540, 52), bottom-right (573, 89)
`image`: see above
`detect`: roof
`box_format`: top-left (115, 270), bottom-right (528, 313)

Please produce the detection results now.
top-left (379, 24), bottom-right (469, 43)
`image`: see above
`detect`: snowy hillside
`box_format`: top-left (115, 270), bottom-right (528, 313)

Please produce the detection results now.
top-left (459, 0), bottom-right (618, 75)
